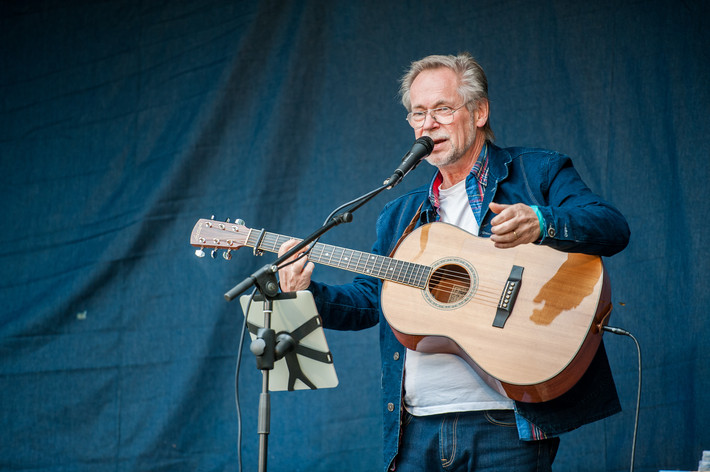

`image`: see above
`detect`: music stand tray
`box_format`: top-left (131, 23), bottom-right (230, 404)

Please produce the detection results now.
top-left (239, 291), bottom-right (338, 391)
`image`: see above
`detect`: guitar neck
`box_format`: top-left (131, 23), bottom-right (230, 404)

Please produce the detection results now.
top-left (246, 230), bottom-right (429, 288)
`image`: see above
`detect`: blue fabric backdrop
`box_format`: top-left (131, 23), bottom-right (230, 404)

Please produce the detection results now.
top-left (1, 1), bottom-right (709, 471)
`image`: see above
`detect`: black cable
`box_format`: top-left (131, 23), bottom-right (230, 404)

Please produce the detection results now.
top-left (603, 325), bottom-right (641, 472)
top-left (277, 183), bottom-right (389, 270)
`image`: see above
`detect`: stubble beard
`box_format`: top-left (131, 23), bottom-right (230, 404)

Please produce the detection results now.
top-left (424, 121), bottom-right (477, 169)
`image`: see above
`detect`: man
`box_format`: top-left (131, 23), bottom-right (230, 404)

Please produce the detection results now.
top-left (278, 53), bottom-right (630, 471)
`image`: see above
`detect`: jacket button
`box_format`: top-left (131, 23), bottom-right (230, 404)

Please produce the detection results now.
top-left (387, 402), bottom-right (395, 412)
top-left (547, 227), bottom-right (556, 237)
top-left (393, 352), bottom-right (400, 361)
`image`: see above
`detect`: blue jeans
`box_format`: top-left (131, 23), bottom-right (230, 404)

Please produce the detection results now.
top-left (393, 410), bottom-right (560, 472)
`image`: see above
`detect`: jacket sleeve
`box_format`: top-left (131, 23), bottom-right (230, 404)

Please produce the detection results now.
top-left (308, 275), bottom-right (381, 331)
top-left (533, 154), bottom-right (630, 257)
top-left (306, 210), bottom-right (391, 331)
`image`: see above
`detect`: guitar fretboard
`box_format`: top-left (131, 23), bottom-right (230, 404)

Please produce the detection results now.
top-left (247, 230), bottom-right (430, 289)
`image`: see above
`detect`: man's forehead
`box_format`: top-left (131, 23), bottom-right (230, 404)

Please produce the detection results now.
top-left (409, 68), bottom-right (460, 107)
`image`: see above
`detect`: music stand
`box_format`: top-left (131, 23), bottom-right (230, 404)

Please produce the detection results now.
top-left (239, 290), bottom-right (338, 472)
top-left (239, 290), bottom-right (338, 391)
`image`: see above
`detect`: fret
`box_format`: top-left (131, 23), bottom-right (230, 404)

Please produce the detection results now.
top-left (400, 261), bottom-right (410, 283)
top-left (355, 251), bottom-right (364, 273)
top-left (269, 233), bottom-right (281, 252)
top-left (369, 255), bottom-right (381, 278)
top-left (389, 259), bottom-right (399, 283)
top-left (403, 261), bottom-right (417, 287)
top-left (235, 228), bottom-right (430, 285)
top-left (310, 243), bottom-right (326, 264)
top-left (394, 259), bottom-right (405, 284)
top-left (245, 228), bottom-right (255, 247)
top-left (363, 253), bottom-right (377, 275)
top-left (341, 248), bottom-right (354, 271)
top-left (260, 234), bottom-right (271, 252)
top-left (323, 244), bottom-right (335, 265)
top-left (350, 250), bottom-right (361, 271)
top-left (402, 260), bottom-right (415, 286)
top-left (374, 255), bottom-right (387, 278)
top-left (388, 258), bottom-right (402, 283)
top-left (315, 246), bottom-right (324, 264)
top-left (415, 265), bottom-right (430, 288)
top-left (308, 244), bottom-right (320, 262)
top-left (398, 260), bottom-right (410, 285)
top-left (380, 257), bottom-right (391, 281)
top-left (332, 246), bottom-right (345, 268)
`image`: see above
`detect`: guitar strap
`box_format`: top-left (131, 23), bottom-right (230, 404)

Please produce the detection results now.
top-left (388, 202), bottom-right (425, 257)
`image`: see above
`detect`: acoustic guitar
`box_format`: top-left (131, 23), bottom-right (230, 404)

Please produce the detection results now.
top-left (190, 218), bottom-right (612, 403)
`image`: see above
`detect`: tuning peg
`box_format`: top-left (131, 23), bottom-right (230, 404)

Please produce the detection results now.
top-left (223, 249), bottom-right (232, 261)
top-left (211, 248), bottom-right (218, 259)
top-left (195, 248), bottom-right (206, 258)
top-left (225, 218), bottom-right (230, 223)
top-left (235, 219), bottom-right (245, 226)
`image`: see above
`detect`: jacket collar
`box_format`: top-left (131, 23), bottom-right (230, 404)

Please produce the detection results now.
top-left (487, 142), bottom-right (513, 184)
top-left (477, 142), bottom-right (513, 232)
top-left (419, 141), bottom-right (513, 229)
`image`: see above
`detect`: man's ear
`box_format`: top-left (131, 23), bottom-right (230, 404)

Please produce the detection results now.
top-left (474, 100), bottom-right (489, 128)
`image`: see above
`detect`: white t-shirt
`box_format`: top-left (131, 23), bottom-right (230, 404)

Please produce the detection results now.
top-left (403, 179), bottom-right (514, 415)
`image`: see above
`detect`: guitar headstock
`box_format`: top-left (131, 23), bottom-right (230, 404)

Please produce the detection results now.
top-left (190, 218), bottom-right (251, 259)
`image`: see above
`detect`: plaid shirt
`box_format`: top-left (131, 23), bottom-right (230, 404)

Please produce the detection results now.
top-left (428, 143), bottom-right (490, 227)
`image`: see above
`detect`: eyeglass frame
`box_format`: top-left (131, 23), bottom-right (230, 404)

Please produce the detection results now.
top-left (405, 101), bottom-right (472, 129)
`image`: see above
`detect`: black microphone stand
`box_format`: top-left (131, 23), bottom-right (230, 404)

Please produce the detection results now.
top-left (223, 180), bottom-right (393, 472)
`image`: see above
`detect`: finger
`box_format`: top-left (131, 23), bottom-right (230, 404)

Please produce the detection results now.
top-left (490, 231), bottom-right (518, 246)
top-left (492, 226), bottom-right (524, 246)
top-left (278, 239), bottom-right (300, 258)
top-left (489, 202), bottom-right (511, 225)
top-left (491, 203), bottom-right (536, 236)
top-left (302, 261), bottom-right (315, 279)
top-left (490, 214), bottom-right (519, 236)
top-left (488, 202), bottom-right (508, 214)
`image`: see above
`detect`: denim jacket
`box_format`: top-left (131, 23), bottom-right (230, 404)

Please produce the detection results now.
top-left (308, 144), bottom-right (631, 471)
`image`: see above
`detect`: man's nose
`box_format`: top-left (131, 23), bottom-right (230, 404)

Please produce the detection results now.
top-left (421, 112), bottom-right (439, 131)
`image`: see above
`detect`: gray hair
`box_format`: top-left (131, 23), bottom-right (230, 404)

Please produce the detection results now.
top-left (399, 53), bottom-right (494, 142)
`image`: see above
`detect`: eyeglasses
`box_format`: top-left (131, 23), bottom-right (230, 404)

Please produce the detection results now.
top-left (406, 103), bottom-right (469, 129)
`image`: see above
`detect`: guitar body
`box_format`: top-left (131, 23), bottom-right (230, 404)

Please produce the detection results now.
top-left (380, 222), bottom-right (611, 403)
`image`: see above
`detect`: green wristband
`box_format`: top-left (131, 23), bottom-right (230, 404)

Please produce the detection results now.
top-left (530, 205), bottom-right (546, 241)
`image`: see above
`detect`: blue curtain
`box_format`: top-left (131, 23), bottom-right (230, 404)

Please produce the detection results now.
top-left (1, 1), bottom-right (708, 470)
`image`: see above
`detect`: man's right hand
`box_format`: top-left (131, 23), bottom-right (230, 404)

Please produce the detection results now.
top-left (277, 239), bottom-right (315, 292)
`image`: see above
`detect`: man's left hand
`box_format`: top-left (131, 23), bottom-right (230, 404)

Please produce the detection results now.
top-left (489, 202), bottom-right (541, 248)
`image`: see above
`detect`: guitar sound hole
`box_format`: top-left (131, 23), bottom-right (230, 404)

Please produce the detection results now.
top-left (428, 264), bottom-right (471, 304)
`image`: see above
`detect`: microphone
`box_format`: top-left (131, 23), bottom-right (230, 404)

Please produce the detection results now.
top-left (384, 136), bottom-right (434, 188)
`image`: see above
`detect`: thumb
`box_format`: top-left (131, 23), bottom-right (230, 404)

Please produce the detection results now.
top-left (488, 202), bottom-right (508, 214)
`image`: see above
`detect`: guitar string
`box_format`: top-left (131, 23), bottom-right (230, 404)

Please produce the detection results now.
top-left (211, 228), bottom-right (508, 304)
top-left (217, 229), bottom-right (483, 282)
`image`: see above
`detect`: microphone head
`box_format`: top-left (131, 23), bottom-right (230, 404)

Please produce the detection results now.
top-left (416, 136), bottom-right (434, 153)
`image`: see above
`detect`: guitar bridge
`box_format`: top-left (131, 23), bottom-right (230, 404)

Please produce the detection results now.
top-left (493, 265), bottom-right (524, 328)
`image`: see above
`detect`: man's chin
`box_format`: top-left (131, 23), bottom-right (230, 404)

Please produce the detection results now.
top-left (426, 151), bottom-right (456, 168)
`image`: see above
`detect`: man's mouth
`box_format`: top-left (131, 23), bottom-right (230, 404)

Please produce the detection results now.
top-left (429, 137), bottom-right (447, 151)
